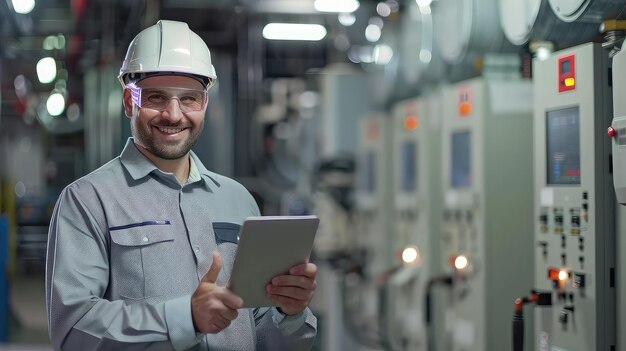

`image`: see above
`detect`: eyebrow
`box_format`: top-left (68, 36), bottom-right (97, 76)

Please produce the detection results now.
top-left (141, 87), bottom-right (203, 93)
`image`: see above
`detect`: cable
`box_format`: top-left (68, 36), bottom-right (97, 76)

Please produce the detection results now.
top-left (512, 290), bottom-right (552, 351)
top-left (424, 275), bottom-right (454, 351)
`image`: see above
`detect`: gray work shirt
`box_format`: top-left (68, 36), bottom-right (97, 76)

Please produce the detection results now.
top-left (46, 138), bottom-right (317, 350)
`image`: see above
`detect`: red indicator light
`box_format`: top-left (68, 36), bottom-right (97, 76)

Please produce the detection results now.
top-left (608, 126), bottom-right (617, 138)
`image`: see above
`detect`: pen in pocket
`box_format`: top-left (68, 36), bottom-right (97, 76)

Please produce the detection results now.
top-left (109, 220), bottom-right (171, 231)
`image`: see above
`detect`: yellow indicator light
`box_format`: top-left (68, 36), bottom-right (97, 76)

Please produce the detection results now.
top-left (564, 78), bottom-right (575, 87)
top-left (558, 270), bottom-right (569, 281)
top-left (402, 246), bottom-right (420, 264)
top-left (454, 255), bottom-right (469, 270)
top-left (403, 115), bottom-right (419, 131)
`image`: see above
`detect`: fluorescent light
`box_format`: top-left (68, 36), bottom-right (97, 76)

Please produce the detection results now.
top-left (12, 0), bottom-right (35, 14)
top-left (36, 57), bottom-right (57, 84)
top-left (262, 23), bottom-right (327, 41)
top-left (416, 0), bottom-right (432, 6)
top-left (314, 0), bottom-right (359, 13)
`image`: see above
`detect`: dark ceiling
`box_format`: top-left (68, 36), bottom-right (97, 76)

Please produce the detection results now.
top-left (0, 0), bottom-right (388, 119)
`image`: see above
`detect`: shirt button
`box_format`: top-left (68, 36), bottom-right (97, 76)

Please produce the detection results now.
top-left (194, 245), bottom-right (200, 254)
top-left (142, 237), bottom-right (149, 242)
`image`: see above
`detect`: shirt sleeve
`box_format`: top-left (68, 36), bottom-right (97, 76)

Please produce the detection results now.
top-left (46, 184), bottom-right (201, 351)
top-left (253, 307), bottom-right (317, 351)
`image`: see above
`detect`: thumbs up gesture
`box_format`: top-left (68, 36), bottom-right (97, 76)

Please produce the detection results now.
top-left (191, 252), bottom-right (244, 334)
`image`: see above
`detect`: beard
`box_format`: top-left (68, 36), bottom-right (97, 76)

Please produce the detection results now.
top-left (131, 118), bottom-right (204, 160)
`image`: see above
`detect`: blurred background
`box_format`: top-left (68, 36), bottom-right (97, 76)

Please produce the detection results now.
top-left (0, 0), bottom-right (626, 350)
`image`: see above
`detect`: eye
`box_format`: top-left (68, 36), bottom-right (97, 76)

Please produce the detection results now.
top-left (180, 92), bottom-right (202, 103)
top-left (145, 93), bottom-right (168, 104)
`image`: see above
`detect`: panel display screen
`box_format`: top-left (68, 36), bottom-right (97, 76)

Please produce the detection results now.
top-left (452, 131), bottom-right (471, 188)
top-left (561, 60), bottom-right (571, 74)
top-left (362, 151), bottom-right (376, 193)
top-left (400, 141), bottom-right (417, 191)
top-left (546, 106), bottom-right (580, 185)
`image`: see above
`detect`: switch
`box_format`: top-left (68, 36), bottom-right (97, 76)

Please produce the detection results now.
top-left (559, 310), bottom-right (568, 324)
top-left (573, 272), bottom-right (586, 288)
top-left (538, 241), bottom-right (548, 256)
top-left (578, 237), bottom-right (584, 251)
top-left (582, 192), bottom-right (588, 200)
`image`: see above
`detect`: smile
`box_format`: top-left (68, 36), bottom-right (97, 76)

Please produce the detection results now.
top-left (156, 126), bottom-right (185, 134)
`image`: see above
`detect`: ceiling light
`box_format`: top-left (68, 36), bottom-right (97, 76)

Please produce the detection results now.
top-left (314, 0), bottom-right (359, 13)
top-left (338, 13), bottom-right (356, 26)
top-left (47, 92), bottom-right (65, 117)
top-left (365, 24), bottom-right (382, 42)
top-left (262, 23), bottom-right (327, 41)
top-left (12, 0), bottom-right (35, 14)
top-left (36, 57), bottom-right (57, 84)
top-left (373, 44), bottom-right (393, 65)
top-left (359, 46), bottom-right (374, 63)
top-left (419, 49), bottom-right (432, 63)
top-left (376, 2), bottom-right (391, 17)
top-left (416, 0), bottom-right (432, 6)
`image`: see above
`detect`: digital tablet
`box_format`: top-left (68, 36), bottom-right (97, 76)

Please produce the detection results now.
top-left (228, 215), bottom-right (319, 308)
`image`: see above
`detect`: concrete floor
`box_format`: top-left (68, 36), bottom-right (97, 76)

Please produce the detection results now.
top-left (6, 273), bottom-right (51, 350)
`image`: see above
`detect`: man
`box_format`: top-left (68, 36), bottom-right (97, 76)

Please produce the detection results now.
top-left (45, 20), bottom-right (317, 350)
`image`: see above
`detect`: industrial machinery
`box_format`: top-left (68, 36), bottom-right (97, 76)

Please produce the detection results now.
top-left (382, 93), bottom-right (442, 350)
top-left (331, 113), bottom-right (395, 349)
top-left (440, 76), bottom-right (534, 351)
top-left (608, 37), bottom-right (626, 351)
top-left (532, 42), bottom-right (615, 351)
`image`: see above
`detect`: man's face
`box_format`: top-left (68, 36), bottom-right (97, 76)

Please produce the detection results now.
top-left (123, 75), bottom-right (207, 160)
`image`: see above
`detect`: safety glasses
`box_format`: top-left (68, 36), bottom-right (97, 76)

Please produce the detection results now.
top-left (126, 83), bottom-right (208, 113)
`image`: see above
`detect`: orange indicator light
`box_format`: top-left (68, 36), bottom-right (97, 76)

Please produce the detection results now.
top-left (404, 115), bottom-right (419, 131)
top-left (458, 102), bottom-right (472, 117)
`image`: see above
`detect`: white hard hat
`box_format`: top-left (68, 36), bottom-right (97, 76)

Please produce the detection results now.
top-left (118, 20), bottom-right (217, 89)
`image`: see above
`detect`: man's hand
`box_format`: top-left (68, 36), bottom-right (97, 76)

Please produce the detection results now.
top-left (192, 252), bottom-right (243, 334)
top-left (266, 262), bottom-right (317, 316)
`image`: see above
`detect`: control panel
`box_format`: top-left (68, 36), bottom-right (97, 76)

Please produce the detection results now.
top-left (533, 42), bottom-right (615, 351)
top-left (440, 77), bottom-right (534, 351)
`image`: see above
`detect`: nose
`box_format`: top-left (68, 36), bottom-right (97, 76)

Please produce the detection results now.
top-left (161, 98), bottom-right (183, 122)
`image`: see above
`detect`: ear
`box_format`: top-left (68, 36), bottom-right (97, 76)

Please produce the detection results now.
top-left (122, 88), bottom-right (133, 118)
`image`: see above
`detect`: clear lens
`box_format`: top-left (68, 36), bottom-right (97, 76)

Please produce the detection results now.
top-left (128, 85), bottom-right (207, 112)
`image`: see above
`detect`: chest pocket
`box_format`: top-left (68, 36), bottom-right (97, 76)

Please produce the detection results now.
top-left (109, 222), bottom-right (176, 300)
top-left (213, 222), bottom-right (240, 244)
top-left (212, 222), bottom-right (240, 285)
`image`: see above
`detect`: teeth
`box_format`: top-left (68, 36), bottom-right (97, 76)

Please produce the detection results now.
top-left (157, 127), bottom-right (183, 134)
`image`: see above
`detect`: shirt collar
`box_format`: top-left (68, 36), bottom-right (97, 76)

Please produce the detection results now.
top-left (119, 138), bottom-right (158, 180)
top-left (189, 150), bottom-right (221, 189)
top-left (120, 138), bottom-right (221, 190)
